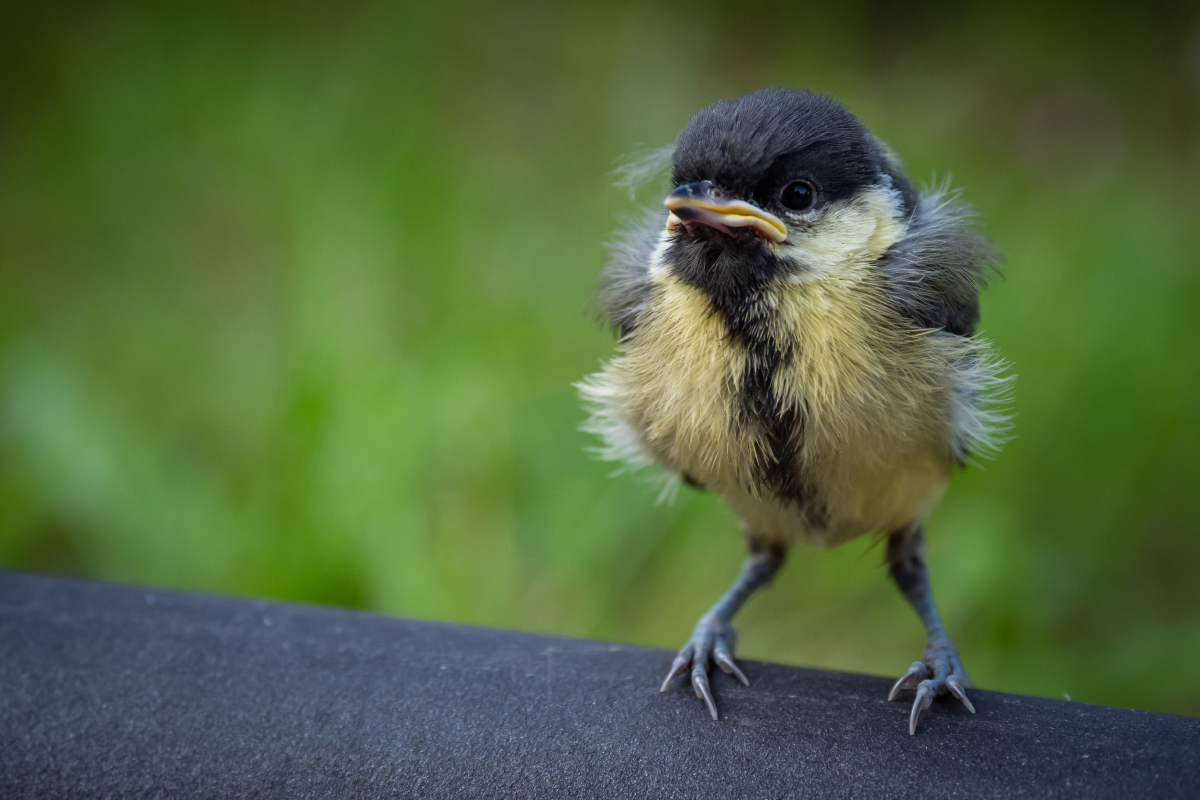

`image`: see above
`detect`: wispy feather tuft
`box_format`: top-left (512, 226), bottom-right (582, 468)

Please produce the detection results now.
top-left (612, 145), bottom-right (675, 199)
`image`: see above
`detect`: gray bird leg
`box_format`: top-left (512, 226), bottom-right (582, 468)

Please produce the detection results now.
top-left (660, 542), bottom-right (785, 720)
top-left (886, 526), bottom-right (975, 734)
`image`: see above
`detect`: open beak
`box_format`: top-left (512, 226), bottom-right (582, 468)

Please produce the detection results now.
top-left (664, 181), bottom-right (787, 243)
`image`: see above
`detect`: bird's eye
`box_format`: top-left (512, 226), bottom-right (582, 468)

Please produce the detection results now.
top-left (780, 180), bottom-right (816, 212)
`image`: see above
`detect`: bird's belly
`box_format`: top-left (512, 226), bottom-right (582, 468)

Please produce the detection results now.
top-left (650, 377), bottom-right (953, 546)
top-left (716, 445), bottom-right (950, 547)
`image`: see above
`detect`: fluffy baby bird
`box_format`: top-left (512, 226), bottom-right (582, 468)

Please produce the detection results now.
top-left (580, 88), bottom-right (1006, 735)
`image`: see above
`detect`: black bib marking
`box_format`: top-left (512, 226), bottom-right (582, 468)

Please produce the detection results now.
top-left (665, 235), bottom-right (822, 517)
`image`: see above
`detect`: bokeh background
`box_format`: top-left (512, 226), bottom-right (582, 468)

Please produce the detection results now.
top-left (2, 1), bottom-right (1198, 716)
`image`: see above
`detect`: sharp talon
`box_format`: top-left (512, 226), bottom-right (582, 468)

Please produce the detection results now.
top-left (692, 668), bottom-right (718, 720)
top-left (713, 643), bottom-right (750, 687)
top-left (659, 650), bottom-right (691, 692)
top-left (888, 661), bottom-right (927, 701)
top-left (908, 682), bottom-right (934, 736)
top-left (947, 675), bottom-right (976, 713)
top-left (888, 673), bottom-right (911, 702)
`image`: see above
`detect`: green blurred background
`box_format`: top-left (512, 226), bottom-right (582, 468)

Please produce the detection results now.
top-left (2, 1), bottom-right (1198, 716)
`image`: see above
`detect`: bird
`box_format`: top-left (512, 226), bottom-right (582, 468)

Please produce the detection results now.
top-left (578, 88), bottom-right (1007, 735)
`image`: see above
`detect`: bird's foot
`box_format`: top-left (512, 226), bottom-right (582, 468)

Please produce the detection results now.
top-left (888, 638), bottom-right (975, 735)
top-left (658, 615), bottom-right (749, 720)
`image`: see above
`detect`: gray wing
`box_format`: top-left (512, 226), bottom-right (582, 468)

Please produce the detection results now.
top-left (594, 209), bottom-right (665, 338)
top-left (880, 188), bottom-right (1009, 465)
top-left (878, 188), bottom-right (1000, 337)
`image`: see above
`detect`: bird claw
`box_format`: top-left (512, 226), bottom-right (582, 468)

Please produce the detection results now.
top-left (692, 665), bottom-right (718, 720)
top-left (908, 681), bottom-right (935, 735)
top-left (713, 640), bottom-right (750, 687)
top-left (659, 648), bottom-right (692, 692)
top-left (947, 674), bottom-right (976, 713)
top-left (660, 618), bottom-right (746, 720)
top-left (890, 643), bottom-right (975, 735)
top-left (888, 661), bottom-right (929, 701)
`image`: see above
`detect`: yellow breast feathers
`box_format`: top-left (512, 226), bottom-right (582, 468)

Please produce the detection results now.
top-left (581, 267), bottom-right (972, 546)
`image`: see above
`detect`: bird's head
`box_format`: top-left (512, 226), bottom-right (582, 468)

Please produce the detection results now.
top-left (663, 89), bottom-right (917, 293)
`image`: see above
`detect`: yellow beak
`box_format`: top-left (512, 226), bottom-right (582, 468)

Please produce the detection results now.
top-left (664, 181), bottom-right (788, 243)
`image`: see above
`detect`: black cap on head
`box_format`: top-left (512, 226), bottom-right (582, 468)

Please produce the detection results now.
top-left (671, 88), bottom-right (913, 212)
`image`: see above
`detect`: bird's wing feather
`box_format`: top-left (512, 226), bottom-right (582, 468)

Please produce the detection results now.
top-left (878, 187), bottom-right (1000, 337)
top-left (878, 187), bottom-right (1009, 464)
top-left (594, 209), bottom-right (665, 338)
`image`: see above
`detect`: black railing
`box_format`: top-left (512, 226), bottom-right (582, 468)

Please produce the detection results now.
top-left (1, 570), bottom-right (1197, 799)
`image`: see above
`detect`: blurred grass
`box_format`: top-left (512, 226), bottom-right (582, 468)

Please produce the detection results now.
top-left (2, 0), bottom-right (1199, 716)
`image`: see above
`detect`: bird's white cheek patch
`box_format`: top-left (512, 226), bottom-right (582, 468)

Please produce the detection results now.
top-left (781, 186), bottom-right (907, 283)
top-left (647, 229), bottom-right (672, 278)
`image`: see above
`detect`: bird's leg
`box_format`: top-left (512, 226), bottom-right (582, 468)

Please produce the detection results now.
top-left (660, 542), bottom-right (785, 720)
top-left (886, 525), bottom-right (975, 735)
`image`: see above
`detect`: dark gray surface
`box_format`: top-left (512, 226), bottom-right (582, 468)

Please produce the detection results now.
top-left (1, 571), bottom-right (1197, 799)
